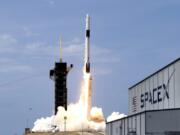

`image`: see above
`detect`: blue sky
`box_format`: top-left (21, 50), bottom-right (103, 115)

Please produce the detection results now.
top-left (0, 0), bottom-right (180, 135)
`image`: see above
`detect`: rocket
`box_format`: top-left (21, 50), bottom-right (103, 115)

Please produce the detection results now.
top-left (85, 14), bottom-right (90, 73)
top-left (84, 15), bottom-right (92, 120)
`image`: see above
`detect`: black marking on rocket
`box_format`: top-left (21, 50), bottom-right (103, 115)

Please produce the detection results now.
top-left (86, 63), bottom-right (90, 73)
top-left (86, 30), bottom-right (90, 37)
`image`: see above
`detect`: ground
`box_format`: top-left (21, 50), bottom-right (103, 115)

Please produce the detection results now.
top-left (25, 131), bottom-right (105, 135)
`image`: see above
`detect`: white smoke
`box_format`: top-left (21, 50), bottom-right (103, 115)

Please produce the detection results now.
top-left (107, 112), bottom-right (127, 122)
top-left (32, 70), bottom-right (105, 132)
top-left (32, 105), bottom-right (105, 132)
top-left (32, 116), bottom-right (55, 132)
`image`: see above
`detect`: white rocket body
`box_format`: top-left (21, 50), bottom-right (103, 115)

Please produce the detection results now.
top-left (84, 15), bottom-right (92, 120)
top-left (85, 15), bottom-right (90, 73)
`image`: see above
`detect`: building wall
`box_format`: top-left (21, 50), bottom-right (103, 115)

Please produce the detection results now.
top-left (146, 109), bottom-right (180, 134)
top-left (106, 113), bottom-right (145, 135)
top-left (106, 109), bottom-right (180, 135)
top-left (129, 60), bottom-right (180, 115)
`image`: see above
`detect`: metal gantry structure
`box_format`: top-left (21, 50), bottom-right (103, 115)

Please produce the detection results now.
top-left (50, 37), bottom-right (73, 114)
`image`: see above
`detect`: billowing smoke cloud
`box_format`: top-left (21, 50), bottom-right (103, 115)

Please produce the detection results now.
top-left (107, 112), bottom-right (127, 122)
top-left (32, 106), bottom-right (105, 132)
top-left (32, 116), bottom-right (55, 132)
top-left (31, 68), bottom-right (126, 132)
top-left (31, 70), bottom-right (126, 132)
top-left (32, 71), bottom-right (105, 132)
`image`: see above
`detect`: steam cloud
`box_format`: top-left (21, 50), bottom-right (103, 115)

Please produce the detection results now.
top-left (32, 71), bottom-right (105, 132)
top-left (32, 69), bottom-right (126, 132)
top-left (107, 112), bottom-right (127, 122)
top-left (32, 106), bottom-right (105, 132)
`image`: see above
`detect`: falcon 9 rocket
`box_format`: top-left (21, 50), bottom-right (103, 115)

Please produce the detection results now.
top-left (85, 14), bottom-right (90, 73)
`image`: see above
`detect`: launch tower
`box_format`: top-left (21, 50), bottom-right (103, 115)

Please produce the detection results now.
top-left (50, 38), bottom-right (73, 114)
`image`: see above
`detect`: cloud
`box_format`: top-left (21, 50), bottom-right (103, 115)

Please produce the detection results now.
top-left (0, 34), bottom-right (19, 54)
top-left (22, 27), bottom-right (39, 37)
top-left (49, 0), bottom-right (55, 5)
top-left (0, 34), bottom-right (17, 45)
top-left (0, 34), bottom-right (17, 47)
top-left (107, 112), bottom-right (127, 122)
top-left (93, 55), bottom-right (120, 63)
top-left (0, 34), bottom-right (33, 73)
top-left (0, 34), bottom-right (119, 62)
top-left (0, 34), bottom-right (120, 74)
top-left (92, 45), bottom-right (111, 56)
top-left (0, 64), bottom-right (32, 73)
top-left (64, 43), bottom-right (83, 56)
top-left (92, 68), bottom-right (111, 76)
top-left (91, 45), bottom-right (120, 64)
top-left (21, 41), bottom-right (83, 57)
top-left (0, 58), bottom-right (33, 73)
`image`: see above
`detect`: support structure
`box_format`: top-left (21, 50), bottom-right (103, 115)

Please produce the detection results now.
top-left (50, 37), bottom-right (73, 114)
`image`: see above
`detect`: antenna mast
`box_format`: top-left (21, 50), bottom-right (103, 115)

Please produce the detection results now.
top-left (60, 36), bottom-right (63, 62)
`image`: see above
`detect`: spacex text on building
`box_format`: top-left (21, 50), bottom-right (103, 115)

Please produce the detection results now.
top-left (140, 84), bottom-right (169, 108)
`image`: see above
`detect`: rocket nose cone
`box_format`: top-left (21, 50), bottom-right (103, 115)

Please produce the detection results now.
top-left (86, 14), bottom-right (90, 30)
top-left (86, 14), bottom-right (89, 18)
top-left (86, 14), bottom-right (90, 21)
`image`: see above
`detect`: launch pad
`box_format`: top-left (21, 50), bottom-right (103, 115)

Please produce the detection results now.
top-left (25, 131), bottom-right (104, 135)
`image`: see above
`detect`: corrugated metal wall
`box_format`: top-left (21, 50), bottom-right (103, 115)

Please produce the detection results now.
top-left (146, 109), bottom-right (180, 134)
top-left (106, 109), bottom-right (180, 135)
top-left (106, 113), bottom-right (145, 135)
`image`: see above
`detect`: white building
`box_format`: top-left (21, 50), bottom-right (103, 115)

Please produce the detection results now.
top-left (106, 58), bottom-right (180, 135)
